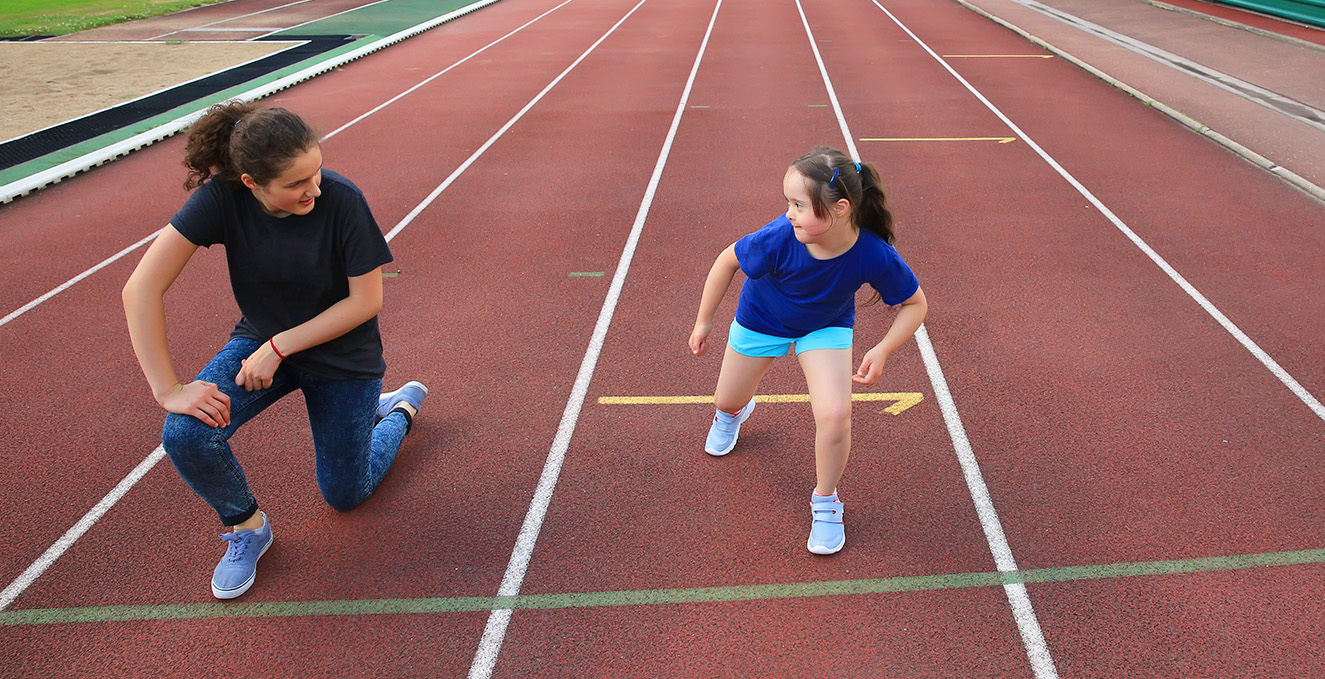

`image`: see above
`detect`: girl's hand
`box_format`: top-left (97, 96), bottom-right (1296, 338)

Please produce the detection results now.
top-left (235, 341), bottom-right (282, 392)
top-left (689, 322), bottom-right (713, 356)
top-left (852, 345), bottom-right (888, 386)
top-left (159, 381), bottom-right (231, 427)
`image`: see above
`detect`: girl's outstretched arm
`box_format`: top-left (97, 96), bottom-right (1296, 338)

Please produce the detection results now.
top-left (123, 225), bottom-right (232, 427)
top-left (689, 243), bottom-right (740, 356)
top-left (853, 286), bottom-right (927, 386)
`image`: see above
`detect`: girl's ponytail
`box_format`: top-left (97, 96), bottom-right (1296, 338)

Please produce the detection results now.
top-left (853, 161), bottom-right (894, 245)
top-left (182, 100), bottom-right (259, 190)
top-left (181, 100), bottom-right (318, 191)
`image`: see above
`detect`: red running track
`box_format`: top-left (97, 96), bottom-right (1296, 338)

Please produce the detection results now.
top-left (1, 0), bottom-right (1322, 676)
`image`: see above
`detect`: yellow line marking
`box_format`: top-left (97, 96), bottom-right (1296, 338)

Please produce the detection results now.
top-left (598, 393), bottom-right (924, 415)
top-left (860, 137), bottom-right (1017, 144)
top-left (942, 54), bottom-right (1053, 58)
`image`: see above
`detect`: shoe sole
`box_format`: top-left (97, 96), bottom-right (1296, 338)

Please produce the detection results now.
top-left (807, 535), bottom-right (845, 555)
top-left (377, 381), bottom-right (429, 419)
top-left (211, 535), bottom-right (273, 600)
top-left (704, 399), bottom-right (756, 456)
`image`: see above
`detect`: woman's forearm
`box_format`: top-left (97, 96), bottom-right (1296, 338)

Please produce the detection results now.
top-left (271, 293), bottom-right (381, 356)
top-left (123, 284), bottom-right (182, 401)
top-left (268, 268), bottom-right (384, 357)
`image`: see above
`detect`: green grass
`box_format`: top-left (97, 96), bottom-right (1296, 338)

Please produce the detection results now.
top-left (0, 0), bottom-right (230, 38)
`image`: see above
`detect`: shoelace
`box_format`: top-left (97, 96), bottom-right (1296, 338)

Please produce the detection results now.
top-left (220, 531), bottom-right (253, 562)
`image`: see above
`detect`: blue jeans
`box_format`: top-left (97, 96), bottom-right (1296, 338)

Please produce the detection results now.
top-left (162, 338), bottom-right (409, 526)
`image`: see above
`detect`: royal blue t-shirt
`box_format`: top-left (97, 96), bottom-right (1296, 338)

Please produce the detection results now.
top-left (170, 170), bottom-right (393, 380)
top-left (734, 215), bottom-right (919, 338)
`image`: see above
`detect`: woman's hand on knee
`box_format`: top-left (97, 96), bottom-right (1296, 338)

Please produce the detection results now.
top-left (160, 381), bottom-right (231, 428)
top-left (235, 343), bottom-right (281, 392)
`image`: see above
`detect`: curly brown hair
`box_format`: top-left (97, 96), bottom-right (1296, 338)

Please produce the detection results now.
top-left (182, 100), bottom-right (319, 190)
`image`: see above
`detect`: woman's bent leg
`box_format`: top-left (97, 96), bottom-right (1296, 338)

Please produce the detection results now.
top-left (161, 338), bottom-right (297, 526)
top-left (301, 375), bottom-right (408, 512)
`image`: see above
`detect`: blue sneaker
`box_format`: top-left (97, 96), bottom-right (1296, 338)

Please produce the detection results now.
top-left (212, 512), bottom-right (273, 599)
top-left (807, 493), bottom-right (845, 555)
top-left (704, 397), bottom-right (756, 456)
top-left (377, 381), bottom-right (428, 420)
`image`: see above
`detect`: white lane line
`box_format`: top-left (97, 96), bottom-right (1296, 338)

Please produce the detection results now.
top-left (0, 230), bottom-right (160, 329)
top-left (795, 1), bottom-right (1060, 677)
top-left (383, 0), bottom-right (636, 244)
top-left (467, 0), bottom-right (725, 675)
top-left (0, 0), bottom-right (579, 611)
top-left (148, 0), bottom-right (316, 40)
top-left (0, 0), bottom-right (571, 331)
top-left (867, 0), bottom-right (1325, 423)
top-left (252, 0), bottom-right (393, 41)
top-left (0, 448), bottom-right (167, 611)
top-left (323, 0), bottom-right (577, 142)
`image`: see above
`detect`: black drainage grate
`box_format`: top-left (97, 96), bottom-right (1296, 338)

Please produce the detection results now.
top-left (0, 34), bottom-right (356, 172)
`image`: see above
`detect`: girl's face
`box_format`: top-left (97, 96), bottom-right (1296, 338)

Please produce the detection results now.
top-left (783, 169), bottom-right (845, 242)
top-left (244, 145), bottom-right (323, 217)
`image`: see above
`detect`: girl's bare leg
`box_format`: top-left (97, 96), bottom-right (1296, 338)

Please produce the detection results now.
top-left (714, 345), bottom-right (776, 413)
top-left (797, 348), bottom-right (854, 495)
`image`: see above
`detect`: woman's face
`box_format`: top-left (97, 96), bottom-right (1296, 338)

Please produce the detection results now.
top-left (244, 145), bottom-right (323, 217)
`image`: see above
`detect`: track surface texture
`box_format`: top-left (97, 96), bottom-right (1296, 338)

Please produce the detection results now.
top-left (0, 0), bottom-right (1321, 677)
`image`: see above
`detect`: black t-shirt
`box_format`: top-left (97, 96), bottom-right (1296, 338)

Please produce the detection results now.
top-left (170, 169), bottom-right (393, 380)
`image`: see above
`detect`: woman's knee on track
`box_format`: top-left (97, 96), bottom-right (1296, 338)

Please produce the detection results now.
top-left (162, 412), bottom-right (223, 461)
top-left (318, 478), bottom-right (371, 513)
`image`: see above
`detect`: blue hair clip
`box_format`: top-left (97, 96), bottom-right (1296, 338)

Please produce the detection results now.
top-left (854, 162), bottom-right (861, 172)
top-left (233, 118), bottom-right (242, 128)
top-left (829, 167), bottom-right (839, 187)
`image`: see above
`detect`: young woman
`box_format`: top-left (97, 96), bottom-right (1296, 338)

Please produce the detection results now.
top-left (689, 146), bottom-right (928, 555)
top-left (123, 101), bottom-right (426, 599)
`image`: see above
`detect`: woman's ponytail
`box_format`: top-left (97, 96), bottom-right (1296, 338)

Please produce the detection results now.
top-left (182, 100), bottom-right (259, 190)
top-left (181, 100), bottom-right (317, 191)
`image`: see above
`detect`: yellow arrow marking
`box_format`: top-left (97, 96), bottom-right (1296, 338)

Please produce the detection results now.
top-left (860, 137), bottom-right (1017, 144)
top-left (598, 393), bottom-right (924, 415)
top-left (942, 54), bottom-right (1053, 58)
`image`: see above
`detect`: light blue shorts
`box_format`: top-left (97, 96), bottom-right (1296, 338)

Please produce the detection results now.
top-left (728, 321), bottom-right (853, 357)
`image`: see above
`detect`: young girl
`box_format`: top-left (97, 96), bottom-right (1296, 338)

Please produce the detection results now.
top-left (122, 101), bottom-right (427, 599)
top-left (689, 146), bottom-right (927, 555)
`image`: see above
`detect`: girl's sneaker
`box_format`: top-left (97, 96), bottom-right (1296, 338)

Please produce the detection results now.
top-left (211, 512), bottom-right (273, 599)
top-left (377, 381), bottom-right (428, 420)
top-left (704, 397), bottom-right (756, 456)
top-left (807, 492), bottom-right (845, 554)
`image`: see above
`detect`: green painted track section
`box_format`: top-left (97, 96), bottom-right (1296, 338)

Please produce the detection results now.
top-left (271, 0), bottom-right (479, 37)
top-left (1215, 0), bottom-right (1325, 27)
top-left (0, 0), bottom-right (490, 188)
top-left (3, 547), bottom-right (1322, 627)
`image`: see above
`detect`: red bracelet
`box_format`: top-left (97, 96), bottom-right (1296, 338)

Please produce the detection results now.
top-left (269, 337), bottom-right (287, 359)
